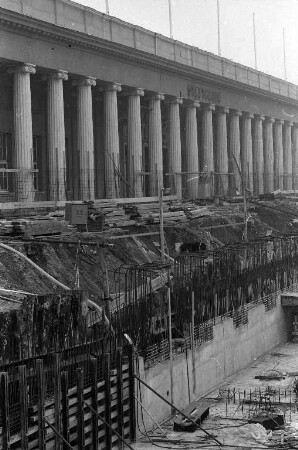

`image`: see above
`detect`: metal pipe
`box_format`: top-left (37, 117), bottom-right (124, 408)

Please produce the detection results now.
top-left (44, 418), bottom-right (74, 450)
top-left (83, 401), bottom-right (134, 450)
top-left (0, 242), bottom-right (110, 326)
top-left (134, 395), bottom-right (167, 436)
top-left (217, 0), bottom-right (221, 56)
top-left (168, 0), bottom-right (173, 39)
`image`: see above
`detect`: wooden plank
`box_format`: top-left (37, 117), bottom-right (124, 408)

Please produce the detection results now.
top-left (76, 368), bottom-right (85, 450)
top-left (128, 346), bottom-right (136, 442)
top-left (116, 349), bottom-right (124, 449)
top-left (61, 371), bottom-right (69, 450)
top-left (90, 357), bottom-right (98, 450)
top-left (104, 353), bottom-right (112, 449)
top-left (19, 365), bottom-right (28, 450)
top-left (0, 372), bottom-right (10, 450)
top-left (36, 359), bottom-right (46, 450)
top-left (109, 232), bottom-right (159, 240)
top-left (53, 354), bottom-right (62, 450)
top-left (93, 195), bottom-right (177, 206)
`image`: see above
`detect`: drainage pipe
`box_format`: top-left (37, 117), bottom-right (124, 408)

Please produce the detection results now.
top-left (0, 242), bottom-right (110, 326)
top-left (0, 242), bottom-right (71, 291)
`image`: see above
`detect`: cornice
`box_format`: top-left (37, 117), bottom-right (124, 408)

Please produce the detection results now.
top-left (0, 7), bottom-right (297, 108)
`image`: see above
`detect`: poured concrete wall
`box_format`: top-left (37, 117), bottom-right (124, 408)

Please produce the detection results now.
top-left (137, 295), bottom-right (289, 431)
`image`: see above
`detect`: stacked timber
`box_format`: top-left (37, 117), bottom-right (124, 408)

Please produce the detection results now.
top-left (92, 202), bottom-right (136, 228)
top-left (186, 206), bottom-right (212, 219)
top-left (163, 211), bottom-right (188, 225)
top-left (104, 208), bottom-right (137, 228)
top-left (136, 202), bottom-right (169, 225)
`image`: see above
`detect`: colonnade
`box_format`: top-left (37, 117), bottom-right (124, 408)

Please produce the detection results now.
top-left (8, 62), bottom-right (298, 202)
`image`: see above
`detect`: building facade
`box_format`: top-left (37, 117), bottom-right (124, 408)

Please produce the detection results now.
top-left (0, 0), bottom-right (298, 202)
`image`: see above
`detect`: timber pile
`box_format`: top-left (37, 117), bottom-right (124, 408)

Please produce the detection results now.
top-left (104, 209), bottom-right (137, 228)
top-left (93, 200), bottom-right (214, 228)
top-left (163, 211), bottom-right (188, 225)
top-left (95, 202), bottom-right (137, 228)
top-left (186, 206), bottom-right (212, 219)
top-left (135, 202), bottom-right (187, 225)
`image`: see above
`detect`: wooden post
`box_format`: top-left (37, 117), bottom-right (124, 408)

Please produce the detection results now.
top-left (36, 359), bottom-right (46, 450)
top-left (90, 358), bottom-right (98, 450)
top-left (19, 365), bottom-right (28, 450)
top-left (191, 291), bottom-right (196, 393)
top-left (0, 372), bottom-right (10, 450)
top-left (159, 186), bottom-right (165, 263)
top-left (54, 354), bottom-right (62, 450)
top-left (77, 368), bottom-right (85, 450)
top-left (168, 286), bottom-right (174, 411)
top-left (116, 348), bottom-right (124, 449)
top-left (61, 371), bottom-right (69, 450)
top-left (104, 353), bottom-right (112, 449)
top-left (128, 345), bottom-right (136, 442)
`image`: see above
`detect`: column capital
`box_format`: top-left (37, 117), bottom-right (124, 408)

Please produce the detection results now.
top-left (148, 92), bottom-right (165, 101)
top-left (185, 100), bottom-right (200, 108)
top-left (73, 76), bottom-right (96, 87)
top-left (99, 82), bottom-right (122, 92)
top-left (284, 120), bottom-right (293, 127)
top-left (8, 63), bottom-right (36, 75)
top-left (230, 109), bottom-right (242, 117)
top-left (202, 103), bottom-right (215, 112)
top-left (166, 96), bottom-right (183, 105)
top-left (254, 114), bottom-right (265, 121)
top-left (242, 112), bottom-right (253, 119)
top-left (275, 118), bottom-right (284, 125)
top-left (216, 106), bottom-right (229, 114)
top-left (125, 88), bottom-right (144, 97)
top-left (42, 70), bottom-right (68, 81)
top-left (264, 116), bottom-right (275, 124)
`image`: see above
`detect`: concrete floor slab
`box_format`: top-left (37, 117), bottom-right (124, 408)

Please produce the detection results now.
top-left (133, 342), bottom-right (298, 449)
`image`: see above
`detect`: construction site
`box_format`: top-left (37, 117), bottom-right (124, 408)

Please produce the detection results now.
top-left (2, 0), bottom-right (298, 448)
top-left (1, 190), bottom-right (298, 449)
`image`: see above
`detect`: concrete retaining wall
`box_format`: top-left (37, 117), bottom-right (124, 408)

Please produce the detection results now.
top-left (137, 295), bottom-right (289, 431)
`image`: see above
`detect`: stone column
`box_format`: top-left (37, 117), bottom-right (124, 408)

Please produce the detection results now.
top-left (283, 121), bottom-right (293, 190)
top-left (127, 88), bottom-right (144, 197)
top-left (263, 117), bottom-right (275, 193)
top-left (241, 112), bottom-right (253, 192)
top-left (103, 83), bottom-right (122, 198)
top-left (201, 104), bottom-right (215, 198)
top-left (148, 92), bottom-right (164, 196)
top-left (185, 101), bottom-right (200, 198)
top-left (43, 70), bottom-right (68, 201)
top-left (167, 96), bottom-right (183, 198)
top-left (229, 110), bottom-right (242, 195)
top-left (292, 125), bottom-right (298, 191)
top-left (75, 76), bottom-right (96, 200)
top-left (215, 107), bottom-right (229, 197)
top-left (252, 114), bottom-right (264, 195)
top-left (273, 119), bottom-right (284, 190)
top-left (9, 63), bottom-right (36, 201)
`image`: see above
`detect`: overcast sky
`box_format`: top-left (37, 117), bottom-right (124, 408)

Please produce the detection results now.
top-left (73, 0), bottom-right (298, 84)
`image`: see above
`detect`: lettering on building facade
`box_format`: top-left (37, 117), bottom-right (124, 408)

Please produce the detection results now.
top-left (187, 84), bottom-right (221, 104)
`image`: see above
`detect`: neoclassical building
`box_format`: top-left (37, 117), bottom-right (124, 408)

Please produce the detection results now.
top-left (0, 0), bottom-right (298, 202)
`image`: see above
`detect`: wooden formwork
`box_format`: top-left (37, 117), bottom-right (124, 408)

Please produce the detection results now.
top-left (0, 348), bottom-right (135, 449)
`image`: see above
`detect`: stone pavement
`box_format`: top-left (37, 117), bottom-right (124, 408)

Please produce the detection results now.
top-left (133, 342), bottom-right (298, 449)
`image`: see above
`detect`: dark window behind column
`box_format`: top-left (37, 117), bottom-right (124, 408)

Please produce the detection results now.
top-left (33, 135), bottom-right (43, 191)
top-left (0, 132), bottom-right (12, 191)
